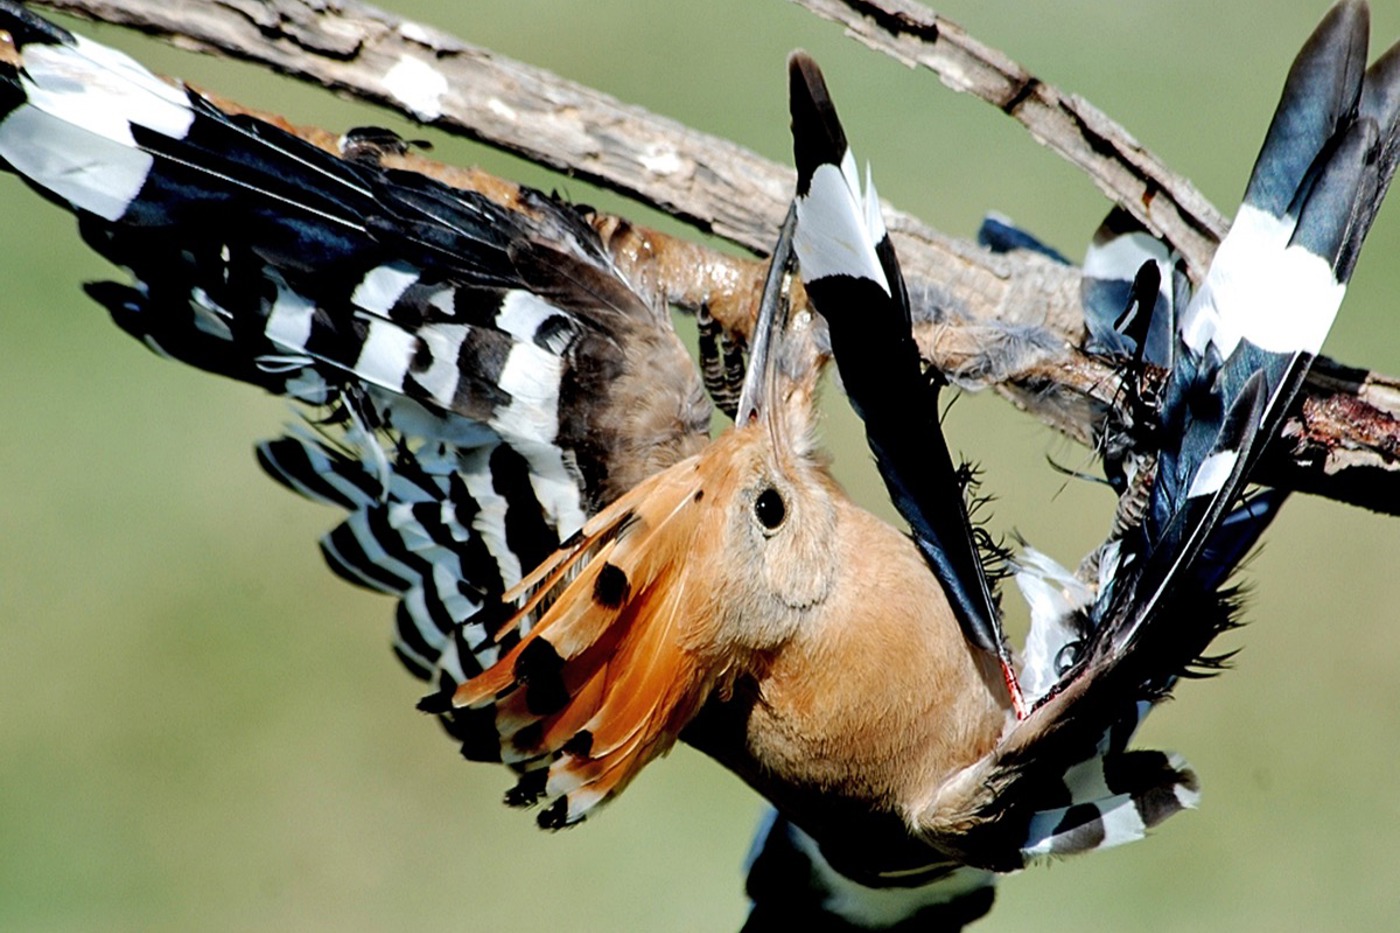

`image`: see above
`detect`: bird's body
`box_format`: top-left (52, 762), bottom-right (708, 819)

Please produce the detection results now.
top-left (644, 433), bottom-right (1007, 788)
top-left (436, 191), bottom-right (1013, 837)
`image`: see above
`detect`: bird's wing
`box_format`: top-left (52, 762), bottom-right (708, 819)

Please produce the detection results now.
top-left (938, 0), bottom-right (1400, 870)
top-left (0, 0), bottom-right (710, 756)
top-left (1103, 0), bottom-right (1398, 661)
top-left (739, 6), bottom-right (1399, 923)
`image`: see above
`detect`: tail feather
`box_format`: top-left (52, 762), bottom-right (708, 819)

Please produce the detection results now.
top-left (1350, 43), bottom-right (1400, 281)
top-left (1241, 0), bottom-right (1369, 222)
top-left (787, 51), bottom-right (1016, 702)
top-left (1127, 7), bottom-right (1399, 646)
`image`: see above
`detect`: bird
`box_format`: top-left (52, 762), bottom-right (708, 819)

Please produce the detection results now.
top-left (1, 1), bottom-right (1398, 930)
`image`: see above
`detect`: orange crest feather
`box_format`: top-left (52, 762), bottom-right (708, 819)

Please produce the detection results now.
top-left (452, 452), bottom-right (727, 827)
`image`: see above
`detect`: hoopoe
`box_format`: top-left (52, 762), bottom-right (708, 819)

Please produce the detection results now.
top-left (1, 1), bottom-right (1397, 929)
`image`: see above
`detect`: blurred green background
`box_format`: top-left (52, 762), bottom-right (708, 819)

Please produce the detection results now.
top-left (2, 1), bottom-right (1399, 929)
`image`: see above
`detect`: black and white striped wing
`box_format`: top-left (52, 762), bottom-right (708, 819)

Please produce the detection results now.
top-left (1021, 2), bottom-right (1399, 708)
top-left (0, 3), bottom-right (710, 720)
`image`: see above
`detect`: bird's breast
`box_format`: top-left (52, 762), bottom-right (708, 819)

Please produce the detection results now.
top-left (720, 502), bottom-right (1010, 819)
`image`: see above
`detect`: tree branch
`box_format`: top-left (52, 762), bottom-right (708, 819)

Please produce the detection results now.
top-left (25, 0), bottom-right (1400, 514)
top-left (788, 0), bottom-right (1229, 275)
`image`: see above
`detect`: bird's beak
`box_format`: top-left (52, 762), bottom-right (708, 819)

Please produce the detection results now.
top-left (735, 202), bottom-right (798, 429)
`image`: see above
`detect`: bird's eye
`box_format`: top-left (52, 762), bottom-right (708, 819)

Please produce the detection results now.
top-left (1054, 640), bottom-right (1083, 675)
top-left (754, 487), bottom-right (786, 530)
